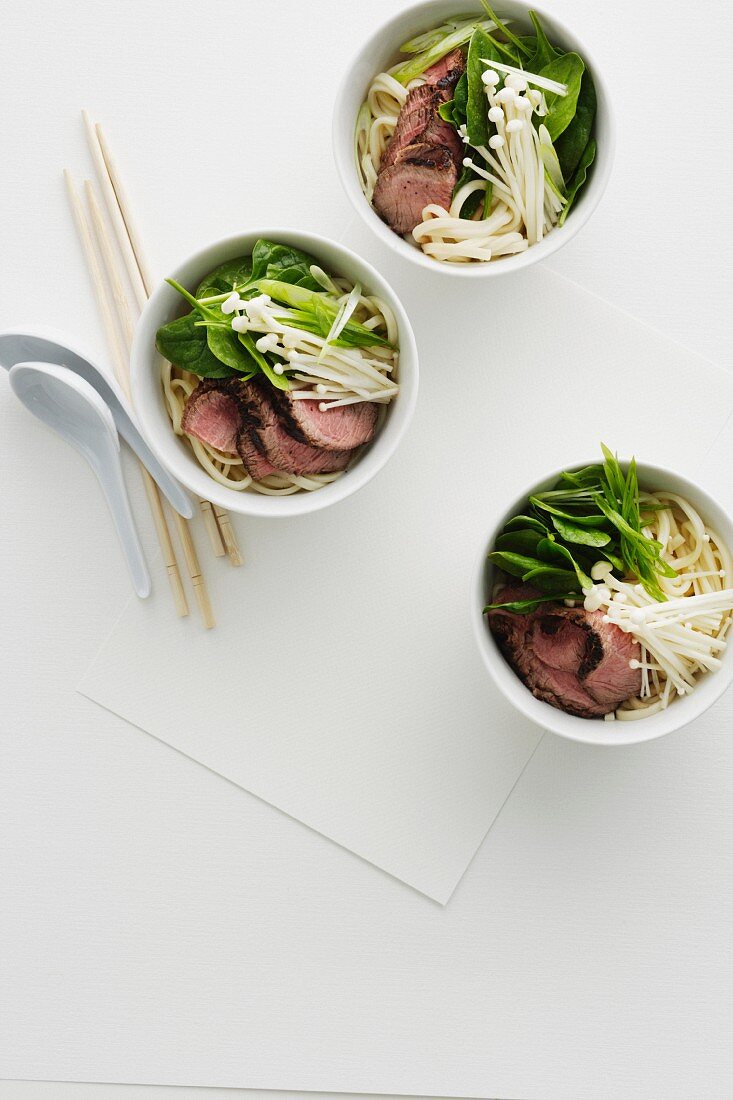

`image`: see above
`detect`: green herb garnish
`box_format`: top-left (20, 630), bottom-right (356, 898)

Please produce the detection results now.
top-left (485, 444), bottom-right (678, 611)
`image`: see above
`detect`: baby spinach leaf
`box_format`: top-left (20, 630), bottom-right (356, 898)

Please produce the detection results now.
top-left (206, 324), bottom-right (258, 373)
top-left (504, 514), bottom-right (548, 535)
top-left (555, 69), bottom-right (596, 182)
top-left (454, 69), bottom-right (468, 119)
top-left (540, 53), bottom-right (585, 141)
top-left (558, 139), bottom-right (596, 225)
top-left (237, 331), bottom-right (290, 391)
top-left (489, 550), bottom-right (547, 578)
top-left (467, 28), bottom-right (498, 146)
top-left (195, 255), bottom-right (253, 298)
top-left (440, 71), bottom-right (469, 128)
top-left (523, 566), bottom-right (581, 593)
top-left (495, 529), bottom-right (544, 556)
top-left (537, 538), bottom-right (593, 590)
top-left (484, 592), bottom-right (579, 614)
top-left (438, 100), bottom-right (458, 124)
top-left (550, 514), bottom-right (611, 547)
top-left (527, 10), bottom-right (559, 71)
top-left (530, 495), bottom-right (609, 528)
top-left (155, 313), bottom-right (237, 378)
top-left (250, 240), bottom-right (322, 290)
top-left (489, 551), bottom-right (579, 594)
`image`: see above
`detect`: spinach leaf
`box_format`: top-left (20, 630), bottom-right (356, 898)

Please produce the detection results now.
top-left (523, 566), bottom-right (583, 593)
top-left (438, 100), bottom-right (458, 124)
top-left (439, 71), bottom-right (468, 128)
top-left (504, 514), bottom-right (548, 535)
top-left (250, 240), bottom-right (322, 290)
top-left (155, 313), bottom-right (237, 378)
top-left (489, 550), bottom-right (547, 578)
top-left (206, 324), bottom-right (259, 373)
top-left (540, 53), bottom-right (585, 141)
top-left (555, 68), bottom-right (596, 182)
top-left (237, 331), bottom-right (290, 391)
top-left (490, 550), bottom-right (579, 593)
top-left (537, 538), bottom-right (593, 590)
top-left (550, 513), bottom-right (610, 547)
top-left (195, 255), bottom-right (253, 298)
top-left (558, 139), bottom-right (596, 225)
top-left (454, 69), bottom-right (468, 120)
top-left (530, 496), bottom-right (609, 528)
top-left (495, 529), bottom-right (544, 556)
top-left (484, 592), bottom-right (580, 613)
top-left (466, 28), bottom-right (498, 147)
top-left (527, 10), bottom-right (559, 71)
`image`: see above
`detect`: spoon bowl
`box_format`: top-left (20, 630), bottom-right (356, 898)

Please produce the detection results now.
top-left (0, 326), bottom-right (193, 519)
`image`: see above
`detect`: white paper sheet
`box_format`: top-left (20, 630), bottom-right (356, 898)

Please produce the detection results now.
top-left (78, 263), bottom-right (733, 903)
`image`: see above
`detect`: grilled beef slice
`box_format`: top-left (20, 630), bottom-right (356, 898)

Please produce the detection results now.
top-left (180, 380), bottom-right (241, 454)
top-left (488, 584), bottom-right (642, 718)
top-left (374, 48), bottom-right (466, 235)
top-left (373, 142), bottom-right (458, 235)
top-left (272, 391), bottom-right (378, 451)
top-left (236, 380), bottom-right (353, 477)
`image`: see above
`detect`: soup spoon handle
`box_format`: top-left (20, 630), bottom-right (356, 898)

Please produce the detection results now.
top-left (91, 447), bottom-right (151, 599)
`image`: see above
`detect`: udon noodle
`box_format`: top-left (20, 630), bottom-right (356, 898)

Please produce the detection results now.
top-left (599, 492), bottom-right (733, 720)
top-left (356, 68), bottom-right (564, 264)
top-left (162, 278), bottom-right (399, 495)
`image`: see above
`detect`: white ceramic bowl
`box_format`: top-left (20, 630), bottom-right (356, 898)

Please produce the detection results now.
top-left (131, 230), bottom-right (418, 517)
top-left (471, 459), bottom-right (733, 746)
top-left (333, 0), bottom-right (614, 277)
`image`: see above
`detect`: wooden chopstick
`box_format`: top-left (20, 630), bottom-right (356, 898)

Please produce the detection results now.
top-left (81, 112), bottom-right (147, 311)
top-left (199, 499), bottom-right (226, 557)
top-left (173, 513), bottom-right (215, 629)
top-left (87, 114), bottom-right (243, 568)
top-left (82, 175), bottom-right (216, 629)
top-left (94, 122), bottom-right (154, 296)
top-left (212, 504), bottom-right (244, 566)
top-left (64, 170), bottom-right (189, 618)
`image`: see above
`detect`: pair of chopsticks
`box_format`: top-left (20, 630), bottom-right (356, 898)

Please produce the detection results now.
top-left (64, 112), bottom-right (243, 628)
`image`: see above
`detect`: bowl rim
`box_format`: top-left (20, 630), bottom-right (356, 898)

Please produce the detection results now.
top-left (130, 227), bottom-right (419, 518)
top-left (470, 456), bottom-right (733, 746)
top-left (333, 0), bottom-right (616, 277)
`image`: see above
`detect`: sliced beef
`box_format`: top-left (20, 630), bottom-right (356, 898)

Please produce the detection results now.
top-left (421, 111), bottom-right (464, 165)
top-left (373, 142), bottom-right (457, 235)
top-left (272, 392), bottom-right (378, 451)
top-left (381, 84), bottom-right (443, 170)
top-left (488, 584), bottom-right (642, 719)
top-left (236, 380), bottom-right (352, 477)
top-left (236, 425), bottom-right (281, 480)
top-left (375, 47), bottom-right (466, 235)
top-left (423, 47), bottom-right (466, 90)
top-left (181, 380), bottom-right (241, 454)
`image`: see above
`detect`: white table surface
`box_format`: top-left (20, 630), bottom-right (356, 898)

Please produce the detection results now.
top-left (1, 1), bottom-right (732, 1098)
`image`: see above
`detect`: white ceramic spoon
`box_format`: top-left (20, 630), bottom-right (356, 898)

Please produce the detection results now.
top-left (9, 361), bottom-right (151, 598)
top-left (0, 326), bottom-right (193, 519)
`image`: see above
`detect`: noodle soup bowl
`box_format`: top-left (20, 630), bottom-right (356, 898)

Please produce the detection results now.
top-left (333, 0), bottom-right (614, 277)
top-left (131, 229), bottom-right (418, 517)
top-left (471, 458), bottom-right (733, 746)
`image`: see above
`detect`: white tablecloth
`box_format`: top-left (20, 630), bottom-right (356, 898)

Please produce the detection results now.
top-left (2, 1), bottom-right (731, 1097)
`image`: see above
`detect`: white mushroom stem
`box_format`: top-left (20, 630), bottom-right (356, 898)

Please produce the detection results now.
top-left (479, 57), bottom-right (568, 95)
top-left (584, 577), bottom-right (733, 702)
